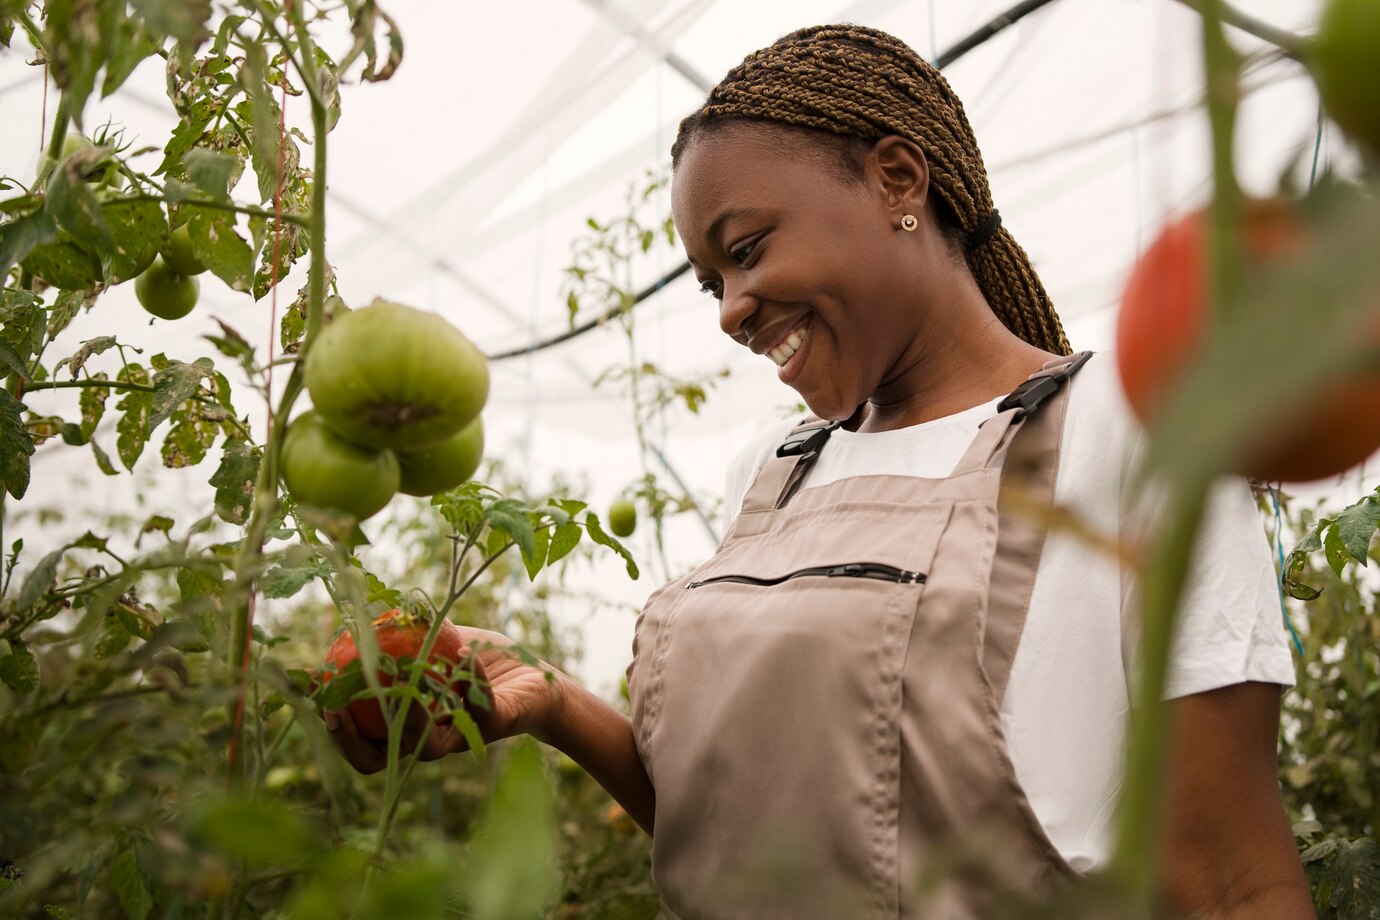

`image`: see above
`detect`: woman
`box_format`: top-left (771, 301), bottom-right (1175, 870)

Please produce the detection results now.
top-left (328, 24), bottom-right (1312, 919)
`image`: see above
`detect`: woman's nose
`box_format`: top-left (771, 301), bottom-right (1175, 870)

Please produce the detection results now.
top-left (718, 282), bottom-right (758, 342)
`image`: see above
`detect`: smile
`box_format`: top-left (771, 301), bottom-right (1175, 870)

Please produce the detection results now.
top-left (768, 319), bottom-right (809, 367)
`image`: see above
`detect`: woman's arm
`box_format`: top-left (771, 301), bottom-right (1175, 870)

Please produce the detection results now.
top-left (323, 626), bottom-right (655, 834)
top-left (539, 675), bottom-right (655, 835)
top-left (1158, 681), bottom-right (1313, 918)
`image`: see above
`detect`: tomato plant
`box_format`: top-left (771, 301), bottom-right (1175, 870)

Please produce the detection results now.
top-left (304, 299), bottom-right (490, 451)
top-left (134, 256), bottom-right (199, 319)
top-left (1116, 200), bottom-right (1380, 483)
top-left (280, 411), bottom-right (400, 521)
top-left (0, 2), bottom-right (647, 916)
top-left (1313, 0), bottom-right (1380, 153)
top-left (396, 416), bottom-right (484, 497)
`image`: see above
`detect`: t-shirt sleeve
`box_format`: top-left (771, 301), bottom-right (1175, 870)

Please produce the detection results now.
top-left (1119, 459), bottom-right (1299, 700)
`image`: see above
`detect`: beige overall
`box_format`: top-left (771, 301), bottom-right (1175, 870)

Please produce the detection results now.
top-left (628, 353), bottom-right (1092, 919)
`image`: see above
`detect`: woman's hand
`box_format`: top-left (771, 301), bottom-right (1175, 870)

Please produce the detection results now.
top-left (322, 625), bottom-right (568, 775)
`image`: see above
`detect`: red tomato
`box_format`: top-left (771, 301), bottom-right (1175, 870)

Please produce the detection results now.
top-left (1116, 200), bottom-right (1380, 483)
top-left (322, 610), bottom-right (469, 741)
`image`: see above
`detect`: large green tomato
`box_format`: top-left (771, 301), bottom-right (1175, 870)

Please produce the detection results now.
top-left (304, 299), bottom-right (490, 451)
top-left (1314, 0), bottom-right (1380, 152)
top-left (40, 134), bottom-right (124, 188)
top-left (161, 224), bottom-right (207, 276)
top-left (135, 257), bottom-right (199, 320)
top-left (280, 411), bottom-right (400, 521)
top-left (396, 416), bottom-right (484, 497)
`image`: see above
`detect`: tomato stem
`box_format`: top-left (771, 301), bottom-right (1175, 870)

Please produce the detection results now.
top-left (1108, 0), bottom-right (1242, 901)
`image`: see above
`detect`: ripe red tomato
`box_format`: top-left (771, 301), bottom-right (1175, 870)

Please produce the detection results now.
top-left (322, 610), bottom-right (469, 741)
top-left (1116, 201), bottom-right (1380, 483)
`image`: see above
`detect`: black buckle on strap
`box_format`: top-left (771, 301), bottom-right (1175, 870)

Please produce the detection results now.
top-left (996, 351), bottom-right (1094, 420)
top-left (776, 420), bottom-right (843, 458)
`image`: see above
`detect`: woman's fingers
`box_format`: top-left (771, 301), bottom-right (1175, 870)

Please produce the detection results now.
top-left (322, 707), bottom-right (389, 775)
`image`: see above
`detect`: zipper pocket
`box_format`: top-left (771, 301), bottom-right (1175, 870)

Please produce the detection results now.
top-left (687, 562), bottom-right (926, 589)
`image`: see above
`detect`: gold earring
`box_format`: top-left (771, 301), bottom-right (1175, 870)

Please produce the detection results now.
top-left (900, 214), bottom-right (918, 232)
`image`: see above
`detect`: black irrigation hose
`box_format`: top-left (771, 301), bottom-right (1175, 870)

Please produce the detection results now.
top-left (485, 0), bottom-right (1065, 363)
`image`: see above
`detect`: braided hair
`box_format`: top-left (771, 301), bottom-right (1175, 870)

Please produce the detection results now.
top-left (671, 24), bottom-right (1070, 355)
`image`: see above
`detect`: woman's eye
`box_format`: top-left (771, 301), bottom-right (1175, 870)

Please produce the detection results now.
top-left (729, 239), bottom-right (757, 265)
top-left (699, 279), bottom-right (722, 298)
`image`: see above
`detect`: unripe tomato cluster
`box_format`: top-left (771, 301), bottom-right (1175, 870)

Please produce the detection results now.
top-left (281, 299), bottom-right (489, 521)
top-left (133, 225), bottom-right (205, 320)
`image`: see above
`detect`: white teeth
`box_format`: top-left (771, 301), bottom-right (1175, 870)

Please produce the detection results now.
top-left (768, 324), bottom-right (807, 367)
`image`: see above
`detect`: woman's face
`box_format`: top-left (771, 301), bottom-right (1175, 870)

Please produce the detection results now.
top-left (671, 125), bottom-right (939, 422)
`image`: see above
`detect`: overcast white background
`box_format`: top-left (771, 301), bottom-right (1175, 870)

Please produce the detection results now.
top-left (2, 0), bottom-right (1363, 694)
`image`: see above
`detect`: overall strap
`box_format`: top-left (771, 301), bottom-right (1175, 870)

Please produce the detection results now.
top-left (976, 351), bottom-right (1093, 702)
top-left (739, 417), bottom-right (844, 514)
top-left (950, 351), bottom-right (1093, 477)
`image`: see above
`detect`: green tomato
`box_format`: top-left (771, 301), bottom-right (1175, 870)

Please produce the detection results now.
top-left (304, 299), bottom-right (490, 451)
top-left (280, 411), bottom-right (401, 521)
top-left (135, 257), bottom-right (199, 320)
top-left (607, 499), bottom-right (637, 538)
top-left (1314, 0), bottom-right (1380, 152)
top-left (161, 224), bottom-right (207, 276)
top-left (396, 416), bottom-right (484, 497)
top-left (43, 133), bottom-right (124, 188)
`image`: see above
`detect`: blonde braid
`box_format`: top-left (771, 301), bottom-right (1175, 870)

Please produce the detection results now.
top-left (672, 24), bottom-right (1070, 355)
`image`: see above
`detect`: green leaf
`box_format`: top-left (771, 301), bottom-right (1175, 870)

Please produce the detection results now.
top-left (1311, 836), bottom-right (1380, 918)
top-left (20, 237), bottom-right (104, 290)
top-left (116, 604), bottom-right (157, 641)
top-left (0, 639), bottom-right (39, 694)
top-left (1325, 524), bottom-right (1350, 577)
top-left (130, 0), bottom-right (212, 42)
top-left (137, 514), bottom-right (175, 545)
top-left (522, 525), bottom-right (551, 580)
top-left (91, 439), bottom-right (120, 475)
top-left (263, 561), bottom-right (331, 599)
top-left (181, 149), bottom-right (237, 202)
top-left (161, 399), bottom-right (224, 468)
top-left (0, 338), bottom-right (28, 381)
top-left (364, 571), bottom-right (403, 608)
top-left (546, 521), bottom-right (581, 566)
top-left (0, 389), bottom-right (34, 499)
top-left (115, 363), bottom-right (153, 471)
top-left (95, 612), bottom-right (134, 659)
top-left (103, 22), bottom-right (161, 98)
top-left (45, 157), bottom-right (113, 253)
top-left (148, 356), bottom-right (214, 431)
top-left (100, 198), bottom-right (167, 284)
top-left (0, 209), bottom-right (58, 280)
top-left (109, 849), bottom-right (152, 920)
top-left (459, 739), bottom-right (560, 919)
top-left (47, 289), bottom-right (91, 338)
top-left (17, 546), bottom-right (65, 612)
top-left (584, 513), bottom-right (639, 580)
top-left (431, 482), bottom-right (487, 538)
top-left (210, 438), bottom-right (259, 524)
top-left (317, 659), bottom-right (367, 711)
top-left (486, 498), bottom-right (536, 562)
top-left (1335, 497), bottom-right (1380, 568)
top-left (55, 335), bottom-right (117, 379)
top-left (187, 206), bottom-right (254, 292)
top-left (79, 373), bottom-right (109, 439)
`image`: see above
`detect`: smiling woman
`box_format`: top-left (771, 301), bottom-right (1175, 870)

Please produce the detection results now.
top-left (324, 22), bottom-right (1314, 920)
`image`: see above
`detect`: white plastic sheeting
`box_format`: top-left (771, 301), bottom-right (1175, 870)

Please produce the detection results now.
top-left (0, 1), bottom-right (1342, 687)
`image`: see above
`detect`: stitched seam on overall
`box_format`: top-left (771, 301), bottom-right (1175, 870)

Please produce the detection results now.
top-left (865, 522), bottom-right (931, 918)
top-left (640, 585), bottom-right (698, 759)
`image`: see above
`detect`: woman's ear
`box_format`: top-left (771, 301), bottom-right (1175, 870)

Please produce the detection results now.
top-left (870, 135), bottom-right (930, 219)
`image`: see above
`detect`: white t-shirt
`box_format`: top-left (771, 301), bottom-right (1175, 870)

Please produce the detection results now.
top-left (721, 351), bottom-right (1297, 872)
